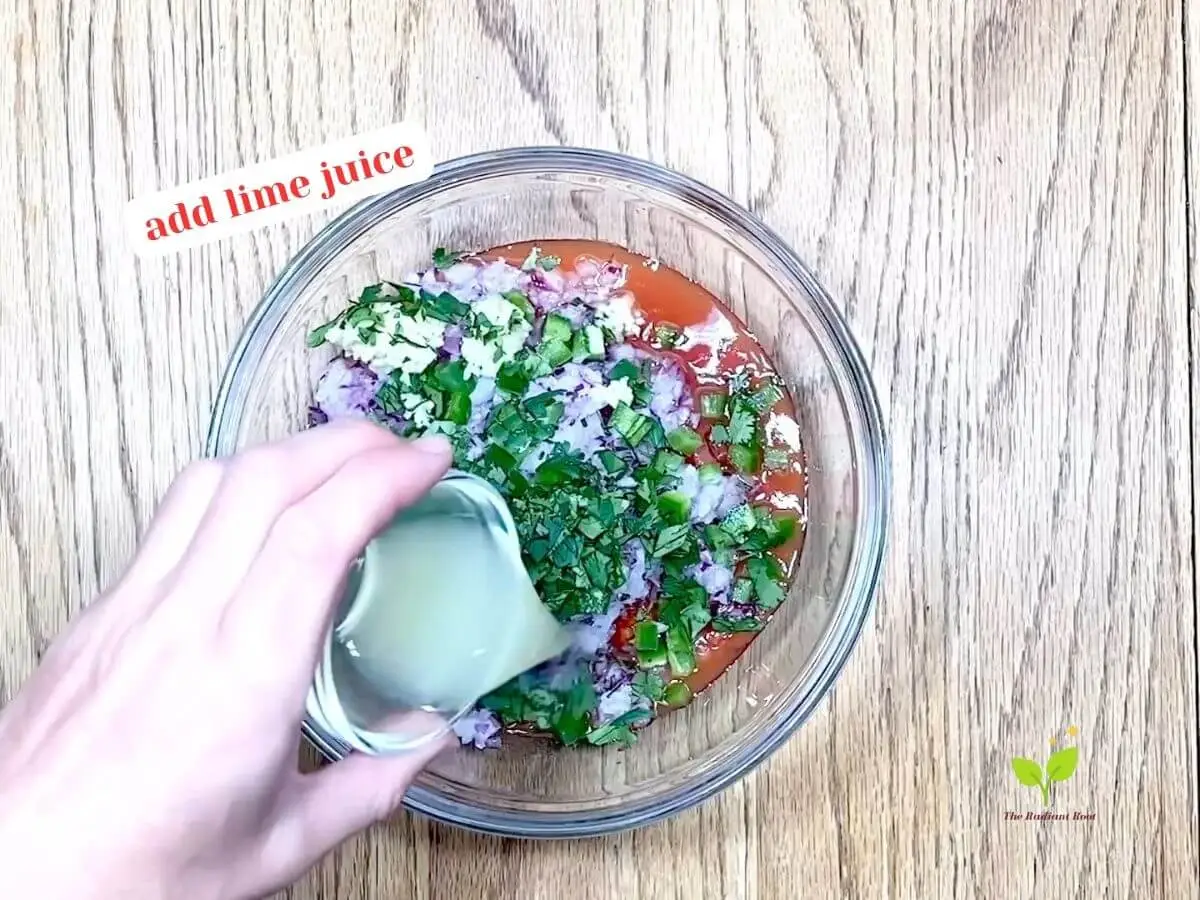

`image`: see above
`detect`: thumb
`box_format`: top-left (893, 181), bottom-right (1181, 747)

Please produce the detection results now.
top-left (264, 727), bottom-right (452, 885)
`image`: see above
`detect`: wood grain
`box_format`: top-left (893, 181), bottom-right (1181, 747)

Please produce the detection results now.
top-left (1188, 0), bottom-right (1200, 868)
top-left (1, 0), bottom-right (1196, 898)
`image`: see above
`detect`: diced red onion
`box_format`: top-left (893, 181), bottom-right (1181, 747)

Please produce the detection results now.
top-left (607, 343), bottom-right (639, 363)
top-left (478, 259), bottom-right (523, 295)
top-left (616, 539), bottom-right (657, 602)
top-left (442, 261), bottom-right (479, 287)
top-left (687, 548), bottom-right (734, 606)
top-left (442, 323), bottom-right (464, 356)
top-left (312, 357), bottom-right (380, 420)
top-left (451, 707), bottom-right (502, 750)
top-left (591, 652), bottom-right (634, 695)
top-left (468, 377), bottom-right (498, 432)
top-left (531, 363), bottom-right (605, 411)
top-left (712, 598), bottom-right (760, 621)
top-left (647, 361), bottom-right (695, 432)
top-left (676, 464), bottom-right (750, 524)
top-left (595, 683), bottom-right (642, 724)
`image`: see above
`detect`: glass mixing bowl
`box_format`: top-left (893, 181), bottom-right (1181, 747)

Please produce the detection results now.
top-left (206, 147), bottom-right (889, 838)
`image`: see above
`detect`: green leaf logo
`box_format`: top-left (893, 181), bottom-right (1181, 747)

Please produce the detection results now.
top-left (1010, 757), bottom-right (1043, 787)
top-left (1011, 728), bottom-right (1081, 807)
top-left (1046, 746), bottom-right (1078, 782)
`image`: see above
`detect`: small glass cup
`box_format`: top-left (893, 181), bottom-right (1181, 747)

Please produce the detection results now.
top-left (305, 470), bottom-right (568, 754)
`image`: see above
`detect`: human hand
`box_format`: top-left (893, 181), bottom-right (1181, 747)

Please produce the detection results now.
top-left (0, 421), bottom-right (453, 900)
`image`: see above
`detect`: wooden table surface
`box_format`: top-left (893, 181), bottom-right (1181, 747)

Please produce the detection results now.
top-left (1, 1), bottom-right (1197, 897)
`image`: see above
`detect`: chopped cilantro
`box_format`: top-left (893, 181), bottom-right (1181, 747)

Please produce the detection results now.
top-left (731, 577), bottom-right (754, 605)
top-left (522, 351), bottom-right (553, 380)
top-left (713, 615), bottom-right (763, 633)
top-left (632, 671), bottom-right (666, 703)
top-left (741, 510), bottom-right (798, 551)
top-left (704, 523), bottom-right (734, 551)
top-left (445, 391), bottom-right (472, 426)
top-left (657, 576), bottom-right (710, 640)
top-left (654, 322), bottom-right (682, 348)
top-left (727, 400), bottom-right (758, 446)
top-left (744, 382), bottom-right (783, 413)
top-left (480, 674), bottom-right (598, 746)
top-left (619, 363), bottom-right (654, 407)
top-left (496, 359), bottom-right (532, 395)
top-left (477, 681), bottom-right (527, 723)
top-left (747, 555), bottom-right (786, 609)
top-left (533, 453), bottom-right (590, 486)
top-left (485, 393), bottom-right (564, 462)
top-left (652, 523), bottom-right (693, 558)
top-left (374, 372), bottom-right (406, 414)
top-left (608, 359), bottom-right (641, 383)
top-left (679, 600), bottom-right (711, 638)
top-left (482, 443), bottom-right (518, 473)
top-left (763, 447), bottom-right (791, 470)
top-left (578, 518), bottom-right (604, 540)
top-left (597, 450), bottom-right (628, 476)
top-left (526, 392), bottom-right (565, 424)
top-left (432, 247), bottom-right (464, 268)
top-left (307, 283), bottom-right (415, 346)
top-left (658, 573), bottom-right (707, 607)
top-left (538, 254), bottom-right (561, 270)
top-left (587, 493), bottom-right (629, 524)
top-left (719, 504), bottom-right (758, 542)
top-left (432, 359), bottom-right (474, 393)
top-left (586, 708), bottom-right (652, 747)
top-left (420, 289), bottom-right (470, 322)
top-left (643, 418), bottom-right (666, 450)
top-left (581, 553), bottom-right (609, 586)
top-left (306, 321), bottom-right (335, 348)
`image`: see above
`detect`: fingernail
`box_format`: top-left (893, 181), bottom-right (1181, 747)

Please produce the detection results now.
top-left (410, 435), bottom-right (451, 456)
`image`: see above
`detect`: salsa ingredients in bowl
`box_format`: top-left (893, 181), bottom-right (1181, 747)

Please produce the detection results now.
top-left (307, 241), bottom-right (807, 751)
top-left (207, 147), bottom-right (888, 838)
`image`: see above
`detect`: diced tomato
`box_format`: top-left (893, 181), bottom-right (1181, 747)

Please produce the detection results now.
top-left (609, 599), bottom-right (654, 655)
top-left (685, 629), bottom-right (758, 693)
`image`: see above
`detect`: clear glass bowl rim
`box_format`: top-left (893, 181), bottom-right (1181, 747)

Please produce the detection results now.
top-left (205, 146), bottom-right (891, 839)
